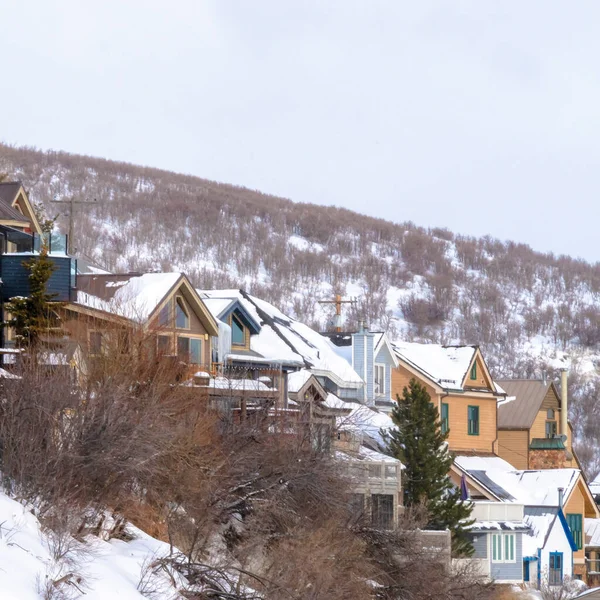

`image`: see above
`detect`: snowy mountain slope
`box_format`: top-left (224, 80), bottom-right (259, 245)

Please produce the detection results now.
top-left (2, 142), bottom-right (600, 472)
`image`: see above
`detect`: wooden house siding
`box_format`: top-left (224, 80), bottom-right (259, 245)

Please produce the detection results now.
top-left (541, 386), bottom-right (559, 411)
top-left (497, 429), bottom-right (529, 470)
top-left (391, 364), bottom-right (437, 402)
top-left (445, 395), bottom-right (497, 453)
top-left (464, 355), bottom-right (492, 390)
top-left (566, 482), bottom-right (586, 562)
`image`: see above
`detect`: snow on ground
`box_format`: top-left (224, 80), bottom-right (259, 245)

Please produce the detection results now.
top-left (0, 491), bottom-right (182, 600)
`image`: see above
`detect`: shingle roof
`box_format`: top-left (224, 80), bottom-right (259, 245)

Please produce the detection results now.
top-left (496, 379), bottom-right (559, 429)
top-left (0, 182), bottom-right (28, 222)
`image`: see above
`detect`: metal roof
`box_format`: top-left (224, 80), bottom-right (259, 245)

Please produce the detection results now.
top-left (469, 470), bottom-right (516, 501)
top-left (530, 437), bottom-right (565, 450)
top-left (496, 379), bottom-right (559, 429)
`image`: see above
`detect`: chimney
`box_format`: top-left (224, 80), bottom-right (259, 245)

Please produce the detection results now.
top-left (560, 368), bottom-right (568, 446)
top-left (558, 487), bottom-right (564, 509)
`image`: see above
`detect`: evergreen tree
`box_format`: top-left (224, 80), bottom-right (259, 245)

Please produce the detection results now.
top-left (385, 378), bottom-right (474, 556)
top-left (5, 245), bottom-right (62, 349)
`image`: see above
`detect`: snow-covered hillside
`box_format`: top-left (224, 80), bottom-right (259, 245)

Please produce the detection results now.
top-left (2, 142), bottom-right (600, 472)
top-left (0, 491), bottom-right (180, 600)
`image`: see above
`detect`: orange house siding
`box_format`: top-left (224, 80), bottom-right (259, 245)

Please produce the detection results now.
top-left (497, 429), bottom-right (529, 470)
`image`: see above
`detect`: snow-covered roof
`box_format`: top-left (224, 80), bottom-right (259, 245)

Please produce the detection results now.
top-left (522, 508), bottom-right (560, 557)
top-left (336, 445), bottom-right (401, 465)
top-left (199, 289), bottom-right (364, 387)
top-left (188, 377), bottom-right (275, 392)
top-left (77, 272), bottom-right (182, 322)
top-left (338, 404), bottom-right (395, 448)
top-left (391, 341), bottom-right (502, 394)
top-left (455, 455), bottom-right (581, 506)
top-left (287, 369), bottom-right (313, 393)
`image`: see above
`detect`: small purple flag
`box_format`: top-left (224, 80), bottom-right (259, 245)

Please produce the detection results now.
top-left (460, 474), bottom-right (469, 501)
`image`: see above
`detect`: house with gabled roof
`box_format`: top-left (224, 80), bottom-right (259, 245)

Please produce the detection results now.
top-left (390, 342), bottom-right (505, 454)
top-left (63, 272), bottom-right (219, 370)
top-left (453, 455), bottom-right (599, 585)
top-left (198, 289), bottom-right (365, 405)
top-left (323, 325), bottom-right (399, 413)
top-left (0, 181), bottom-right (42, 234)
top-left (496, 378), bottom-right (577, 471)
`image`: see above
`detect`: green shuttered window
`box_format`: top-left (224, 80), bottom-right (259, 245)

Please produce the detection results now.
top-left (468, 405), bottom-right (479, 436)
top-left (441, 403), bottom-right (449, 434)
top-left (567, 513), bottom-right (583, 550)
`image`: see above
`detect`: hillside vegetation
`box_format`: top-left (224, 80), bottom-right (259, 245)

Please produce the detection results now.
top-left (1, 142), bottom-right (600, 474)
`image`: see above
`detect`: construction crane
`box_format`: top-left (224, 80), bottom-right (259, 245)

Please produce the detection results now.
top-left (317, 294), bottom-right (356, 332)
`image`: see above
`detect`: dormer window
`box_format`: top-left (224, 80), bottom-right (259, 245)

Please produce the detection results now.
top-left (232, 314), bottom-right (245, 346)
top-left (175, 297), bottom-right (189, 329)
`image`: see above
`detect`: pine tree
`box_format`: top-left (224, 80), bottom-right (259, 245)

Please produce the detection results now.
top-left (5, 245), bottom-right (62, 349)
top-left (385, 378), bottom-right (474, 556)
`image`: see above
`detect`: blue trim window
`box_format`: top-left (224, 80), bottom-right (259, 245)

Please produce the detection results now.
top-left (567, 513), bottom-right (583, 550)
top-left (549, 552), bottom-right (563, 586)
top-left (468, 405), bottom-right (479, 436)
top-left (441, 403), bottom-right (449, 435)
top-left (232, 314), bottom-right (245, 346)
top-left (523, 560), bottom-right (530, 582)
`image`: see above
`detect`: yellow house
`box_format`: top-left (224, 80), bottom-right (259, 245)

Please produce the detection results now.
top-left (496, 378), bottom-right (577, 470)
top-left (390, 342), bottom-right (505, 454)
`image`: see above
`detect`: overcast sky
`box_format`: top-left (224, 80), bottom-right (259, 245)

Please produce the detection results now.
top-left (2, 1), bottom-right (600, 260)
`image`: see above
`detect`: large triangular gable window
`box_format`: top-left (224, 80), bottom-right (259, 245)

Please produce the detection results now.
top-left (176, 297), bottom-right (190, 329)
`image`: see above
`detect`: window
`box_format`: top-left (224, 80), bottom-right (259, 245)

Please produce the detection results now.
top-left (369, 464), bottom-right (382, 479)
top-left (374, 364), bottom-right (385, 395)
top-left (441, 402), bottom-right (449, 434)
top-left (157, 335), bottom-right (171, 355)
top-left (231, 314), bottom-right (245, 346)
top-left (549, 552), bottom-right (563, 586)
top-left (468, 406), bottom-right (479, 436)
top-left (89, 331), bottom-right (103, 355)
top-left (491, 533), bottom-right (515, 563)
top-left (470, 362), bottom-right (477, 381)
top-left (190, 338), bottom-right (202, 365)
top-left (371, 494), bottom-right (394, 530)
top-left (177, 336), bottom-right (190, 360)
top-left (567, 513), bottom-right (583, 550)
top-left (547, 408), bottom-right (555, 420)
top-left (158, 300), bottom-right (171, 326)
top-left (118, 330), bottom-right (130, 354)
top-left (385, 465), bottom-right (397, 480)
top-left (175, 297), bottom-right (189, 329)
top-left (545, 420), bottom-right (557, 438)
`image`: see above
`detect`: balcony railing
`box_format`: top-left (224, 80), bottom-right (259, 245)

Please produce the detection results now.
top-left (1, 230), bottom-right (69, 256)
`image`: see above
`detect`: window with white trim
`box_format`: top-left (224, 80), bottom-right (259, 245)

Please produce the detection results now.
top-left (374, 364), bottom-right (385, 395)
top-left (491, 533), bottom-right (515, 563)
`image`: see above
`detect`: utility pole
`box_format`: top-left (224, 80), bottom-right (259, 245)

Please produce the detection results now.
top-left (317, 294), bottom-right (357, 332)
top-left (50, 196), bottom-right (97, 255)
